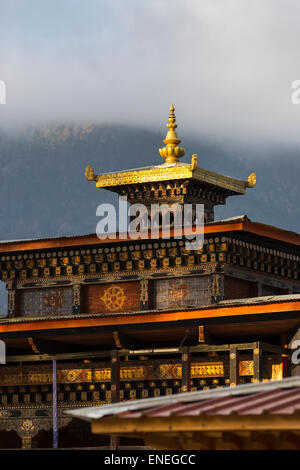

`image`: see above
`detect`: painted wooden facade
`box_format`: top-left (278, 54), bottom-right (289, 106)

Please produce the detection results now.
top-left (0, 106), bottom-right (299, 449)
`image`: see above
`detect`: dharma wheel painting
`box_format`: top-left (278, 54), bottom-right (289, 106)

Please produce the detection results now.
top-left (86, 281), bottom-right (140, 313)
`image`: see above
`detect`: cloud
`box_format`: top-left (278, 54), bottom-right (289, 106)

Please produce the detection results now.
top-left (1, 0), bottom-right (300, 145)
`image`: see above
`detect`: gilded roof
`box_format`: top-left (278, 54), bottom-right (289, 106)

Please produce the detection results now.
top-left (85, 104), bottom-right (256, 195)
top-left (86, 161), bottom-right (255, 195)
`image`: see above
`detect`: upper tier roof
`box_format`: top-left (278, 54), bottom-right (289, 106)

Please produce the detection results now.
top-left (86, 160), bottom-right (255, 195)
top-left (85, 104), bottom-right (256, 197)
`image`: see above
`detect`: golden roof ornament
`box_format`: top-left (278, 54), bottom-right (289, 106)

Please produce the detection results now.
top-left (247, 172), bottom-right (256, 188)
top-left (191, 154), bottom-right (198, 171)
top-left (85, 164), bottom-right (96, 181)
top-left (85, 104), bottom-right (256, 202)
top-left (159, 104), bottom-right (185, 164)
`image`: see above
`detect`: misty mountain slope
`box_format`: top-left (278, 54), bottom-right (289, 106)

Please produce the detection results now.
top-left (0, 124), bottom-right (299, 244)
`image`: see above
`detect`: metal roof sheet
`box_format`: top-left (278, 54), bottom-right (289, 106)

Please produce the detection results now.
top-left (1, 215), bottom-right (299, 247)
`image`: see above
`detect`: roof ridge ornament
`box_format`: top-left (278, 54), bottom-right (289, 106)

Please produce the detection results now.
top-left (85, 164), bottom-right (96, 181)
top-left (159, 104), bottom-right (185, 164)
top-left (247, 172), bottom-right (256, 188)
top-left (191, 154), bottom-right (197, 171)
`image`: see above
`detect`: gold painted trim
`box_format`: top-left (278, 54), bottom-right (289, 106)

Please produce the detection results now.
top-left (92, 165), bottom-right (252, 194)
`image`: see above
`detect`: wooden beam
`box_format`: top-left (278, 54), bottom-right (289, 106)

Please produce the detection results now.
top-left (114, 430), bottom-right (300, 450)
top-left (111, 349), bottom-right (120, 403)
top-left (191, 343), bottom-right (257, 353)
top-left (52, 359), bottom-right (58, 449)
top-left (181, 346), bottom-right (191, 393)
top-left (229, 346), bottom-right (239, 387)
top-left (91, 413), bottom-right (300, 435)
top-left (198, 325), bottom-right (205, 343)
top-left (110, 349), bottom-right (120, 451)
top-left (113, 331), bottom-right (122, 349)
top-left (4, 340), bottom-right (264, 363)
top-left (253, 342), bottom-right (263, 383)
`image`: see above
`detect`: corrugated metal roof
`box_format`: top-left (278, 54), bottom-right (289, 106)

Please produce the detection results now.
top-left (66, 377), bottom-right (300, 421)
top-left (219, 293), bottom-right (300, 306)
top-left (0, 217), bottom-right (248, 246)
top-left (1, 214), bottom-right (299, 247)
top-left (206, 215), bottom-right (249, 224)
top-left (0, 232), bottom-right (98, 246)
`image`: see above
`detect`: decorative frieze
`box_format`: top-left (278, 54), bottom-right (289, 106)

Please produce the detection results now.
top-left (0, 358), bottom-right (258, 388)
top-left (1, 234), bottom-right (298, 286)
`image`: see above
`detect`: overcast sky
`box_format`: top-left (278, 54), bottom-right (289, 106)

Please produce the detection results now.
top-left (1, 0), bottom-right (300, 144)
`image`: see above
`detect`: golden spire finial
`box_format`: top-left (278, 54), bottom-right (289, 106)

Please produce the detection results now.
top-left (159, 104), bottom-right (185, 164)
